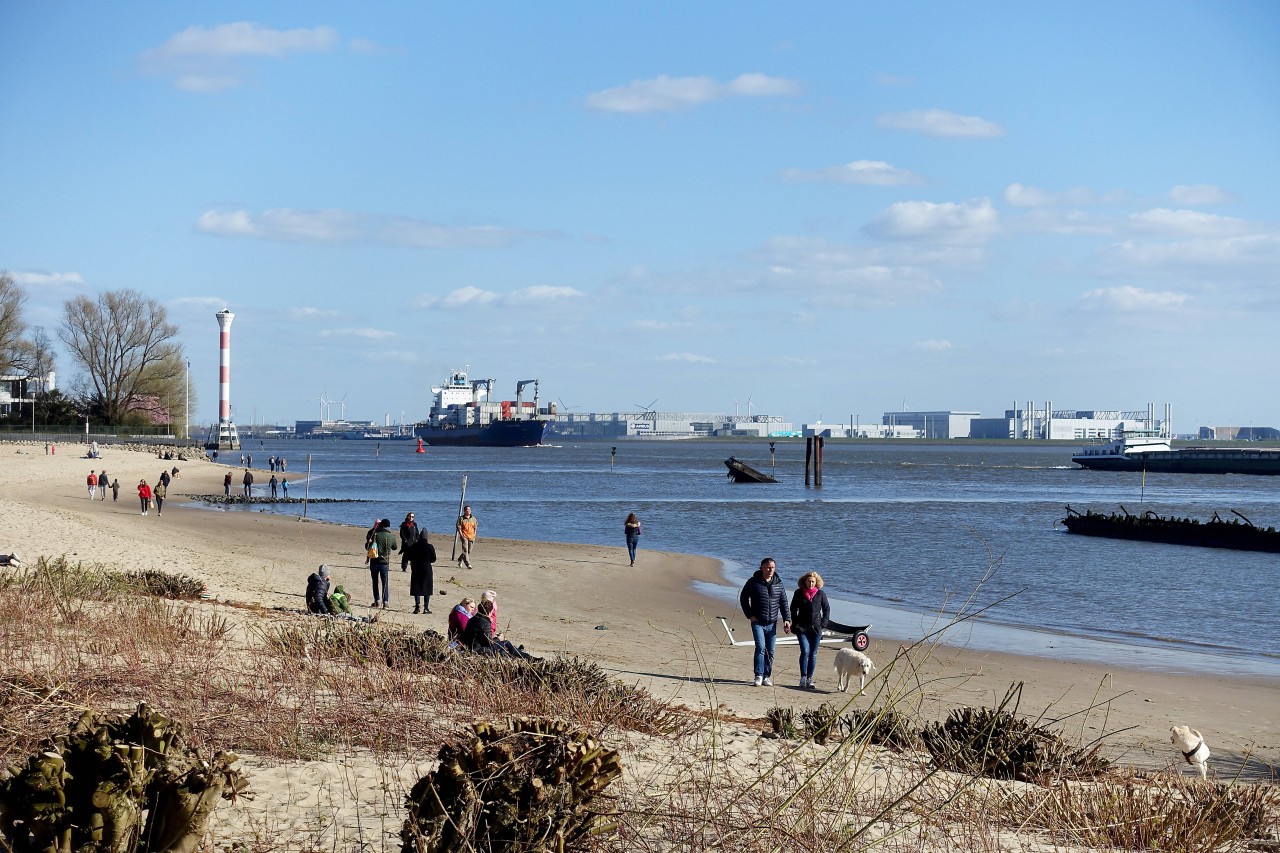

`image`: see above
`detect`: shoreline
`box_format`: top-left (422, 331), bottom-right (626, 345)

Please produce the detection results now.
top-left (1, 441), bottom-right (1276, 779)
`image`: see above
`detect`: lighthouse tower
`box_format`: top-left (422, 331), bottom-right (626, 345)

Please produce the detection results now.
top-left (211, 309), bottom-right (240, 449)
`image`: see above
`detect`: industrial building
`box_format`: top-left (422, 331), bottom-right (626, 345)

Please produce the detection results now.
top-left (548, 412), bottom-right (795, 439)
top-left (969, 403), bottom-right (1171, 440)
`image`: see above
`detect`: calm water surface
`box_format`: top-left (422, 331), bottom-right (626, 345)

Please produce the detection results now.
top-left (223, 439), bottom-right (1280, 676)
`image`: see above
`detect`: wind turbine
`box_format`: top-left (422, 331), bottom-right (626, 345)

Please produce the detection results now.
top-left (557, 397), bottom-right (580, 413)
top-left (746, 393), bottom-right (754, 418)
top-left (338, 393), bottom-right (348, 421)
top-left (314, 390), bottom-right (330, 423)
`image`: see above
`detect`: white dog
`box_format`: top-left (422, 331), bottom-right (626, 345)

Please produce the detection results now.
top-left (1170, 725), bottom-right (1210, 779)
top-left (834, 648), bottom-right (875, 693)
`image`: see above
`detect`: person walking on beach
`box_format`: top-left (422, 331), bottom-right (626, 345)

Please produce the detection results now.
top-left (223, 471), bottom-right (232, 496)
top-left (455, 505), bottom-right (477, 569)
top-left (86, 470), bottom-right (98, 499)
top-left (624, 512), bottom-right (642, 566)
top-left (281, 477), bottom-right (288, 497)
top-left (367, 518), bottom-right (398, 608)
top-left (98, 470), bottom-right (108, 500)
top-left (269, 474), bottom-right (278, 499)
top-left (399, 512), bottom-right (420, 572)
top-left (110, 479), bottom-right (119, 501)
top-left (153, 479), bottom-right (166, 516)
top-left (790, 571), bottom-right (830, 689)
top-left (242, 468), bottom-right (254, 497)
top-left (137, 479), bottom-right (153, 516)
top-left (405, 530), bottom-right (436, 614)
top-left (739, 557), bottom-right (790, 687)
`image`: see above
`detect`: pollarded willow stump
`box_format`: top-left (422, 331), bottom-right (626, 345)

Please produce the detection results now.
top-left (0, 702), bottom-right (249, 853)
top-left (401, 717), bottom-right (622, 853)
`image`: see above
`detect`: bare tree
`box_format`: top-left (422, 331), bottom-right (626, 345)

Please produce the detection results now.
top-left (58, 289), bottom-right (183, 424)
top-left (0, 272), bottom-right (28, 376)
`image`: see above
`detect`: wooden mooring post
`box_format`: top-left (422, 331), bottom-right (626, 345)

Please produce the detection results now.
top-left (804, 436), bottom-right (825, 486)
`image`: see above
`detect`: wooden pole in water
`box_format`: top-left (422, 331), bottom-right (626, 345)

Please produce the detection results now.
top-left (451, 474), bottom-right (469, 560)
top-left (815, 435), bottom-right (824, 486)
top-left (1141, 458), bottom-right (1146, 503)
top-left (805, 437), bottom-right (813, 486)
top-left (303, 453), bottom-right (311, 519)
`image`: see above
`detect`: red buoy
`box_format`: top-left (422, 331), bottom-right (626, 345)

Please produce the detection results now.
top-left (416, 437), bottom-right (425, 453)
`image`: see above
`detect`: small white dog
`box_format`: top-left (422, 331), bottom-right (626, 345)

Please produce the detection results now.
top-left (834, 648), bottom-right (875, 693)
top-left (1170, 725), bottom-right (1210, 779)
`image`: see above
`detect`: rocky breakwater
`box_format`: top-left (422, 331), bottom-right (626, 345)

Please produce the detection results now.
top-left (187, 494), bottom-right (365, 505)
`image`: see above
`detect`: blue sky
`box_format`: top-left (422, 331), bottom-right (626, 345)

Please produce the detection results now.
top-left (3, 3), bottom-right (1278, 430)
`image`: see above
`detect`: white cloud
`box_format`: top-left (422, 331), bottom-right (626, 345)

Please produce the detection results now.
top-left (319, 328), bottom-right (396, 340)
top-left (1169, 184), bottom-right (1232, 206)
top-left (585, 73), bottom-right (799, 113)
top-left (914, 339), bottom-right (953, 351)
top-left (1101, 233), bottom-right (1280, 273)
top-left (288, 306), bottom-right (342, 320)
top-left (148, 22), bottom-right (339, 58)
top-left (141, 22), bottom-right (340, 91)
top-left (755, 236), bottom-right (946, 308)
top-left (863, 198), bottom-right (999, 245)
top-left (10, 271), bottom-right (84, 288)
top-left (876, 109), bottom-right (1004, 138)
top-left (1127, 208), bottom-right (1251, 238)
top-left (195, 208), bottom-right (554, 249)
top-left (782, 160), bottom-right (922, 186)
top-left (505, 285), bottom-right (584, 303)
top-left (1080, 285), bottom-right (1189, 312)
top-left (415, 284), bottom-right (582, 310)
top-left (656, 352), bottom-right (715, 363)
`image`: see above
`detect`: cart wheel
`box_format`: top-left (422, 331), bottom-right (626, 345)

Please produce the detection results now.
top-left (854, 632), bottom-right (869, 652)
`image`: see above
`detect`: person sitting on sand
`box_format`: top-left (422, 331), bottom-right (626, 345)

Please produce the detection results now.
top-left (462, 598), bottom-right (498, 654)
top-left (448, 597), bottom-right (477, 642)
top-left (306, 565), bottom-right (331, 614)
top-left (329, 584), bottom-right (351, 615)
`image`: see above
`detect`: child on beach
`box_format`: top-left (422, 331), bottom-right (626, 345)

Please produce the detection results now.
top-left (111, 479), bottom-right (119, 501)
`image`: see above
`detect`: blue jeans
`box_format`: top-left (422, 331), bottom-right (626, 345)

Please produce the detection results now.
top-left (625, 534), bottom-right (639, 563)
top-left (370, 560), bottom-right (389, 605)
top-left (750, 621), bottom-right (777, 678)
top-left (797, 628), bottom-right (820, 679)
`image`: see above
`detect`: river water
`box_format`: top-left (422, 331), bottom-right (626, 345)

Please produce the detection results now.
top-left (221, 438), bottom-right (1280, 677)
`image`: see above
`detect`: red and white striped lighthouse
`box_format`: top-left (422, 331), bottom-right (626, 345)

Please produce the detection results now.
top-left (214, 309), bottom-right (240, 449)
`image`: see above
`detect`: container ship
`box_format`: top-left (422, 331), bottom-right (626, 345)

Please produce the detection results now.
top-left (1072, 432), bottom-right (1280, 475)
top-left (413, 369), bottom-right (551, 447)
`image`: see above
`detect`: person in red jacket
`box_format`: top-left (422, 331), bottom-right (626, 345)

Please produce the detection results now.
top-left (137, 479), bottom-right (153, 516)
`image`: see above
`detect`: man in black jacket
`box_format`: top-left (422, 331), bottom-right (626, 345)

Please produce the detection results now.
top-left (739, 557), bottom-right (791, 686)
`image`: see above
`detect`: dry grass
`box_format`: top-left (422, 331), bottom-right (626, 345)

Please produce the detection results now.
top-left (0, 555), bottom-right (1276, 853)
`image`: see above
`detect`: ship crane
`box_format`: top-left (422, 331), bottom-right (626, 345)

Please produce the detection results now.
top-left (516, 379), bottom-right (540, 415)
top-left (470, 378), bottom-right (494, 404)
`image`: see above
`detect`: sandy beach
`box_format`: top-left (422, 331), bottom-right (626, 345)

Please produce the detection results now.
top-left (1, 441), bottom-right (1276, 849)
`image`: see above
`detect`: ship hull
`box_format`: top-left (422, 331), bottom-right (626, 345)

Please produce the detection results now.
top-left (1062, 509), bottom-right (1280, 552)
top-left (1073, 451), bottom-right (1280, 475)
top-left (413, 419), bottom-right (548, 447)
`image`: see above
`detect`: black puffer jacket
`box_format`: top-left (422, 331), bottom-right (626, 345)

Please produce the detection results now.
top-left (739, 570), bottom-right (790, 624)
top-left (790, 588), bottom-right (830, 633)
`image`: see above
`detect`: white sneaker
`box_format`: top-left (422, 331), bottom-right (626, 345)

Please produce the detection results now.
top-left (762, 677), bottom-right (773, 686)
top-left (753, 675), bottom-right (763, 687)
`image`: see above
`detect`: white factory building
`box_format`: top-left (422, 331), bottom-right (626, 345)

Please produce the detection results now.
top-left (800, 403), bottom-right (1173, 440)
top-left (550, 412), bottom-right (796, 439)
